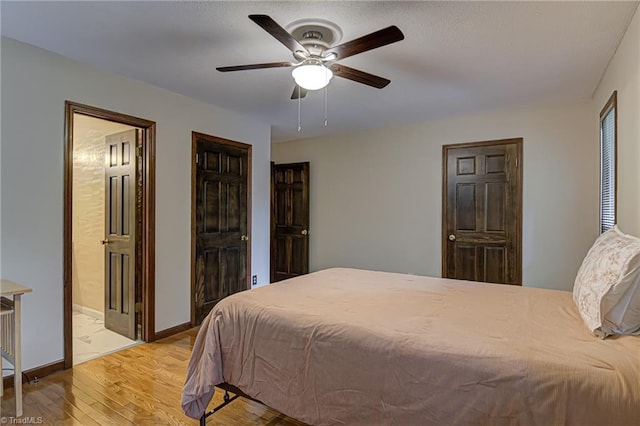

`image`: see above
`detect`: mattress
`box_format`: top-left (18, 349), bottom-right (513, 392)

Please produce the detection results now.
top-left (182, 268), bottom-right (640, 425)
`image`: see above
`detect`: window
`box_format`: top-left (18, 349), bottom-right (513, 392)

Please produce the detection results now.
top-left (599, 91), bottom-right (617, 233)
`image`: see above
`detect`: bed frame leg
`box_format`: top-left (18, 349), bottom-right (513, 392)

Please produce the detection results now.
top-left (199, 390), bottom-right (238, 425)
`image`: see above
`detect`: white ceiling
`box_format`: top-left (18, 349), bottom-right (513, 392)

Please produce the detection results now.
top-left (1, 1), bottom-right (638, 142)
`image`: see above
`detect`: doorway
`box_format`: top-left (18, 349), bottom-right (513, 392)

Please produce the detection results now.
top-left (442, 138), bottom-right (523, 285)
top-left (270, 162), bottom-right (310, 282)
top-left (64, 102), bottom-right (156, 369)
top-left (191, 132), bottom-right (251, 325)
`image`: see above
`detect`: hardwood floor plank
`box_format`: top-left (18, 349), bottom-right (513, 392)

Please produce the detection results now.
top-left (1, 328), bottom-right (307, 425)
top-left (59, 374), bottom-right (139, 423)
top-left (63, 369), bottom-right (155, 420)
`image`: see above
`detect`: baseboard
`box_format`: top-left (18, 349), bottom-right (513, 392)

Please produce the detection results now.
top-left (2, 359), bottom-right (65, 389)
top-left (73, 303), bottom-right (104, 321)
top-left (153, 321), bottom-right (192, 341)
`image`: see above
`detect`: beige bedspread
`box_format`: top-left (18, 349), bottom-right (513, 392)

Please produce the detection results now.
top-left (182, 268), bottom-right (640, 425)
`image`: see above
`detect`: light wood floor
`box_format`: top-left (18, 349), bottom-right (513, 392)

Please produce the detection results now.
top-left (1, 329), bottom-right (307, 425)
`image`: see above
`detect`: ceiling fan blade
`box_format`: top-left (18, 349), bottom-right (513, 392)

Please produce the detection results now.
top-left (249, 15), bottom-right (309, 55)
top-left (330, 64), bottom-right (390, 89)
top-left (325, 26), bottom-right (404, 61)
top-left (216, 61), bottom-right (293, 72)
top-left (291, 85), bottom-right (308, 100)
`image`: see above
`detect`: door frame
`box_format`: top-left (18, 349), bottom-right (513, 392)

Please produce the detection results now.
top-left (441, 137), bottom-right (523, 283)
top-left (63, 101), bottom-right (156, 369)
top-left (270, 161), bottom-right (276, 282)
top-left (190, 131), bottom-right (252, 326)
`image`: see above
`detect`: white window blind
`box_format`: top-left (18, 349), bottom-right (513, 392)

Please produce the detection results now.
top-left (600, 93), bottom-right (616, 234)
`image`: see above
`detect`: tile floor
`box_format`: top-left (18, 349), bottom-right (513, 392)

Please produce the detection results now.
top-left (73, 310), bottom-right (140, 365)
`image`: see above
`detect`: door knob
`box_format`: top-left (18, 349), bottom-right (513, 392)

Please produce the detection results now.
top-left (301, 229), bottom-right (308, 236)
top-left (448, 234), bottom-right (456, 241)
top-left (241, 235), bottom-right (249, 241)
top-left (101, 239), bottom-right (112, 245)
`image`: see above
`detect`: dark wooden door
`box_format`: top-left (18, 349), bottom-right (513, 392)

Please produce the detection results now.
top-left (271, 162), bottom-right (310, 282)
top-left (104, 129), bottom-right (138, 339)
top-left (442, 139), bottom-right (522, 285)
top-left (192, 133), bottom-right (250, 324)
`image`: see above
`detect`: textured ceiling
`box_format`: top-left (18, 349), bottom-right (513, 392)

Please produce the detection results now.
top-left (1, 1), bottom-right (638, 142)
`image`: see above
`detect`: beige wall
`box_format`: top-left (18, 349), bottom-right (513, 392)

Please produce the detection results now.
top-left (1, 37), bottom-right (271, 372)
top-left (272, 101), bottom-right (598, 291)
top-left (594, 6), bottom-right (640, 236)
top-left (72, 115), bottom-right (134, 314)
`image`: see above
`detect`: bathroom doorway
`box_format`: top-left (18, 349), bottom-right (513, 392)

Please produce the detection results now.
top-left (63, 102), bottom-right (156, 368)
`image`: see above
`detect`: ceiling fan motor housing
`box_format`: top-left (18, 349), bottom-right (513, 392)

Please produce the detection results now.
top-left (286, 18), bottom-right (344, 58)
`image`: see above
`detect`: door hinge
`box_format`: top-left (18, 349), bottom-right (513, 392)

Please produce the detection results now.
top-left (134, 302), bottom-right (142, 313)
top-left (195, 153), bottom-right (199, 164)
top-left (515, 156), bottom-right (519, 168)
top-left (136, 145), bottom-right (143, 158)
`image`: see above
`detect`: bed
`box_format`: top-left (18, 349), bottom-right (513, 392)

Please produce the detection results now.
top-left (181, 268), bottom-right (640, 425)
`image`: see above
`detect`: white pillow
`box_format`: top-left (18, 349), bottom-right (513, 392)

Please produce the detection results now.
top-left (573, 225), bottom-right (640, 338)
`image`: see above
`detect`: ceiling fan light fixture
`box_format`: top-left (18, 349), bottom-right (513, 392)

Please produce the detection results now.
top-left (292, 61), bottom-right (333, 91)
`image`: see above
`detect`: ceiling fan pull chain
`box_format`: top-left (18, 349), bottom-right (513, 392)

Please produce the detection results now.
top-left (297, 86), bottom-right (302, 132)
top-left (324, 85), bottom-right (329, 126)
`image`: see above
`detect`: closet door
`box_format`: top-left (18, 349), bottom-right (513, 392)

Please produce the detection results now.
top-left (271, 162), bottom-right (310, 282)
top-left (192, 132), bottom-right (250, 325)
top-left (442, 139), bottom-right (522, 285)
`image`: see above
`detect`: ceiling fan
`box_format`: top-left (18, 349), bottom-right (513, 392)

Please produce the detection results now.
top-left (217, 15), bottom-right (405, 99)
